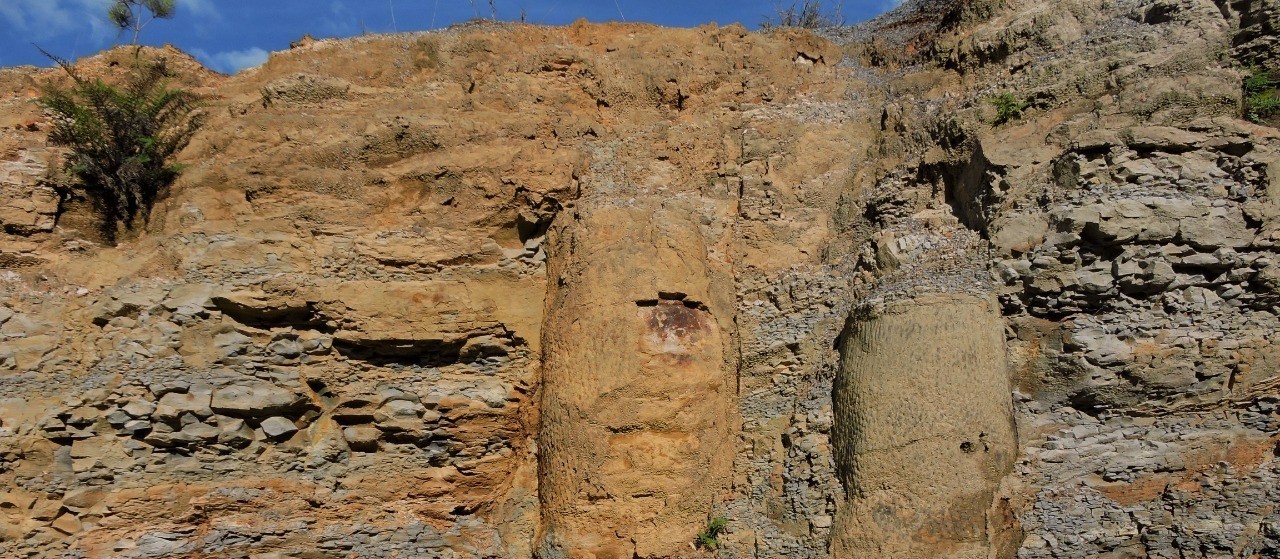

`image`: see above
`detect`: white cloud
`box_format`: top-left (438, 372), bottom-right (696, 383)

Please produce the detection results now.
top-left (1, 0), bottom-right (214, 42)
top-left (182, 0), bottom-right (220, 19)
top-left (0, 0), bottom-right (114, 40)
top-left (192, 47), bottom-right (270, 74)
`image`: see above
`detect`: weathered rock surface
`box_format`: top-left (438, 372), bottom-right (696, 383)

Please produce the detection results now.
top-left (2, 1), bottom-right (1280, 558)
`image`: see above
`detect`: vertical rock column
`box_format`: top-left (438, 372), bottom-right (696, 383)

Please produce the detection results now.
top-left (537, 201), bottom-right (737, 559)
top-left (830, 295), bottom-right (1017, 559)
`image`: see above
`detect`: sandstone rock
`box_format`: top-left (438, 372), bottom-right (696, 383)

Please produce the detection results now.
top-left (991, 213), bottom-right (1049, 253)
top-left (50, 512), bottom-right (82, 535)
top-left (261, 73), bottom-right (350, 106)
top-left (332, 396), bottom-right (377, 424)
top-left (1178, 206), bottom-right (1254, 249)
top-left (1125, 126), bottom-right (1206, 151)
top-left (0, 492), bottom-right (37, 510)
top-left (342, 425), bottom-right (381, 452)
top-left (62, 488), bottom-right (106, 510)
top-left (91, 299), bottom-right (143, 327)
top-left (29, 499), bottom-right (60, 521)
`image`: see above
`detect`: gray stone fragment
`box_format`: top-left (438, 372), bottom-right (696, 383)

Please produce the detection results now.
top-left (162, 284), bottom-right (215, 321)
top-left (143, 423), bottom-right (199, 447)
top-left (122, 399), bottom-right (157, 418)
top-left (1256, 263), bottom-right (1280, 294)
top-left (216, 416), bottom-right (255, 448)
top-left (1077, 268), bottom-right (1114, 293)
top-left (260, 416), bottom-right (298, 440)
top-left (299, 332), bottom-right (332, 354)
top-left (211, 383), bottom-right (303, 417)
top-left (266, 336), bottom-right (302, 358)
top-left (133, 531), bottom-right (193, 557)
top-left (91, 299), bottom-right (142, 327)
top-left (180, 421), bottom-right (219, 441)
top-left (1125, 126), bottom-right (1206, 150)
top-left (375, 399), bottom-right (424, 421)
top-left (106, 409), bottom-right (132, 426)
top-left (213, 330), bottom-right (253, 358)
top-left (153, 387), bottom-right (213, 421)
top-left (121, 420), bottom-right (152, 436)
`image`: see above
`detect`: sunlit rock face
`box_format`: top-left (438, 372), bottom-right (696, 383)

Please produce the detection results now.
top-left (4, 0), bottom-right (1280, 557)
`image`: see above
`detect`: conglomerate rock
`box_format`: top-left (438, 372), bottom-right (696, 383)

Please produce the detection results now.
top-left (1, 1), bottom-right (1279, 558)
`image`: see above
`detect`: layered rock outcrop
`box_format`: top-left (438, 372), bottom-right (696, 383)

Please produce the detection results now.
top-left (1, 1), bottom-right (1279, 558)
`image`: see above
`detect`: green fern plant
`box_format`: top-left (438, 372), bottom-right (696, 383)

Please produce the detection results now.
top-left (1243, 65), bottom-right (1279, 124)
top-left (36, 49), bottom-right (204, 242)
top-left (990, 92), bottom-right (1030, 125)
top-left (696, 516), bottom-right (730, 550)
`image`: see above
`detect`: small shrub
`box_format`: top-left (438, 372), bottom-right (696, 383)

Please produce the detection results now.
top-left (696, 516), bottom-right (730, 550)
top-left (762, 1), bottom-right (844, 29)
top-left (413, 37), bottom-right (442, 71)
top-left (1243, 65), bottom-right (1279, 124)
top-left (1247, 92), bottom-right (1280, 123)
top-left (989, 92), bottom-right (1029, 125)
top-left (36, 50), bottom-right (204, 242)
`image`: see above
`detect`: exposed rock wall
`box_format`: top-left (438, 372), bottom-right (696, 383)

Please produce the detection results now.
top-left (1, 1), bottom-right (1280, 558)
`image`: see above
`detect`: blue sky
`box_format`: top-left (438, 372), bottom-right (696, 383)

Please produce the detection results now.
top-left (0, 1), bottom-right (899, 74)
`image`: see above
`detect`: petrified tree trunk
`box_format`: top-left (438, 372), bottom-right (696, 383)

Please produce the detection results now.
top-left (537, 201), bottom-right (737, 559)
top-left (830, 295), bottom-right (1018, 559)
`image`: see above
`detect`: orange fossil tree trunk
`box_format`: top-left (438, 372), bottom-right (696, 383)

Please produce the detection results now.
top-left (830, 295), bottom-right (1019, 559)
top-left (536, 202), bottom-right (737, 559)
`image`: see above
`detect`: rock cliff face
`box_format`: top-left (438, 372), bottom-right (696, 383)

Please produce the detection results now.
top-left (2, 1), bottom-right (1280, 558)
